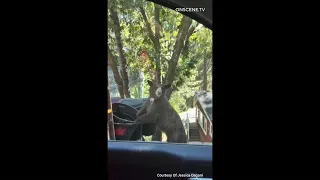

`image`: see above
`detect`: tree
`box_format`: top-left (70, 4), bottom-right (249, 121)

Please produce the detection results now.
top-left (194, 28), bottom-right (213, 91)
top-left (108, 45), bottom-right (125, 98)
top-left (137, 4), bottom-right (197, 140)
top-left (203, 54), bottom-right (208, 90)
top-left (163, 16), bottom-right (196, 99)
top-left (108, 0), bottom-right (131, 98)
top-left (139, 4), bottom-right (162, 83)
top-left (138, 2), bottom-right (202, 100)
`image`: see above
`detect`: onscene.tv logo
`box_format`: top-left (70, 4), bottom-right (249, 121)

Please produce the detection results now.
top-left (175, 8), bottom-right (206, 12)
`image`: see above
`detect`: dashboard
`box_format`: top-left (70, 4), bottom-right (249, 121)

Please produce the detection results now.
top-left (108, 141), bottom-right (212, 179)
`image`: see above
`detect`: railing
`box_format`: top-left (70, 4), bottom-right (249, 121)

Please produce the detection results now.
top-left (196, 107), bottom-right (213, 138)
top-left (186, 113), bottom-right (190, 142)
top-left (208, 118), bottom-right (213, 138)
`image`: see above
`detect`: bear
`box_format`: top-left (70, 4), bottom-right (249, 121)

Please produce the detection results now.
top-left (135, 80), bottom-right (187, 143)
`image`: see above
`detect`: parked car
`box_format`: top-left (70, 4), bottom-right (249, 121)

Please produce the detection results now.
top-left (111, 98), bottom-right (156, 141)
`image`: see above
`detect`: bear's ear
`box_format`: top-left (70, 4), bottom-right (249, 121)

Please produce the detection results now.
top-left (147, 80), bottom-right (154, 86)
top-left (163, 84), bottom-right (171, 89)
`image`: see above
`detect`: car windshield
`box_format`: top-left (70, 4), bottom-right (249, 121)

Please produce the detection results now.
top-left (107, 0), bottom-right (213, 144)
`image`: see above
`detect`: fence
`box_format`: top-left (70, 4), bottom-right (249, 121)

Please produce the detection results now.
top-left (183, 113), bottom-right (190, 142)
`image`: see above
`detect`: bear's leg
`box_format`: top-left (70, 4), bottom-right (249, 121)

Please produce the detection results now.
top-left (136, 113), bottom-right (156, 124)
top-left (151, 127), bottom-right (162, 142)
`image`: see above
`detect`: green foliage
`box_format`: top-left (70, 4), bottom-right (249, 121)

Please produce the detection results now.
top-left (143, 136), bottom-right (152, 142)
top-left (169, 68), bottom-right (202, 113)
top-left (131, 86), bottom-right (140, 98)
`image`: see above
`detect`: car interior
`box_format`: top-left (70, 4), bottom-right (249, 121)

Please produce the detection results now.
top-left (107, 0), bottom-right (213, 179)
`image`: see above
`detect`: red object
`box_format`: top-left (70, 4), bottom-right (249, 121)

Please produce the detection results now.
top-left (197, 118), bottom-right (213, 142)
top-left (140, 50), bottom-right (148, 61)
top-left (139, 49), bottom-right (158, 82)
top-left (115, 127), bottom-right (128, 136)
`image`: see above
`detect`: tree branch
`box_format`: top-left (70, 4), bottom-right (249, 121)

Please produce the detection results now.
top-left (154, 4), bottom-right (162, 83)
top-left (186, 22), bottom-right (200, 40)
top-left (139, 6), bottom-right (156, 45)
top-left (109, 4), bottom-right (131, 98)
top-left (165, 16), bottom-right (193, 84)
top-left (154, 4), bottom-right (161, 50)
top-left (164, 16), bottom-right (193, 99)
top-left (108, 45), bottom-right (125, 98)
top-left (139, 5), bottom-right (163, 83)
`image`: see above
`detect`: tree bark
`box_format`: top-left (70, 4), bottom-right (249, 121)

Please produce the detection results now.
top-left (108, 45), bottom-right (125, 98)
top-left (154, 4), bottom-right (162, 83)
top-left (165, 16), bottom-right (193, 100)
top-left (186, 22), bottom-right (199, 38)
top-left (139, 6), bottom-right (162, 83)
top-left (109, 6), bottom-right (131, 98)
top-left (139, 7), bottom-right (155, 45)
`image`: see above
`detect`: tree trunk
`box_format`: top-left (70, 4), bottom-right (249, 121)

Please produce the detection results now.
top-left (109, 6), bottom-right (131, 98)
top-left (203, 58), bottom-right (208, 90)
top-left (139, 6), bottom-right (162, 83)
top-left (108, 45), bottom-right (125, 98)
top-left (164, 84), bottom-right (179, 101)
top-left (165, 16), bottom-right (193, 100)
top-left (154, 4), bottom-right (162, 83)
